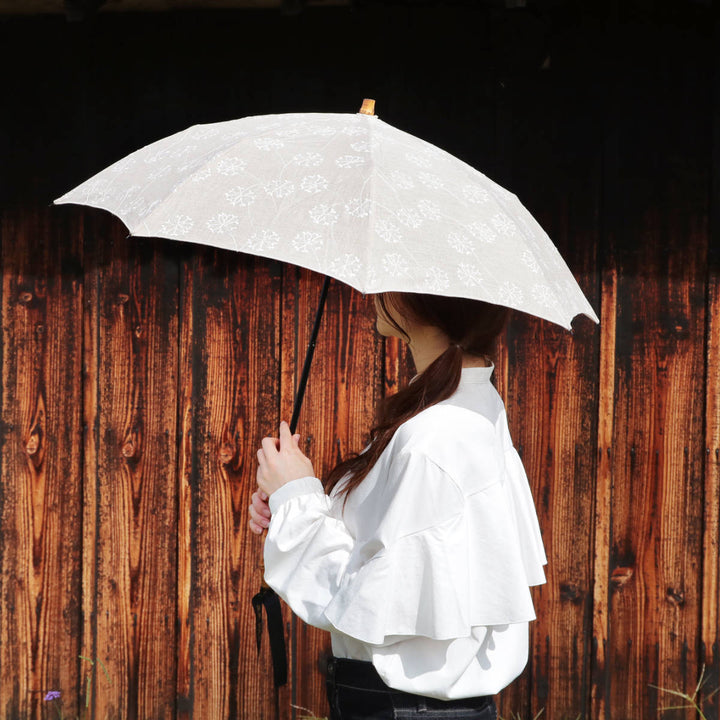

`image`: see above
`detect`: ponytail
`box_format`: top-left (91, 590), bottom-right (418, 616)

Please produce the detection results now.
top-left (324, 343), bottom-right (464, 499)
top-left (324, 292), bottom-right (509, 501)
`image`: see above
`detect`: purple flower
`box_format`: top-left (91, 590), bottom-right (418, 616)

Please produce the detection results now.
top-left (44, 691), bottom-right (61, 702)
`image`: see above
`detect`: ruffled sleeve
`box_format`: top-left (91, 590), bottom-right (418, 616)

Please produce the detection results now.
top-left (264, 414), bottom-right (547, 644)
top-left (323, 458), bottom-right (545, 644)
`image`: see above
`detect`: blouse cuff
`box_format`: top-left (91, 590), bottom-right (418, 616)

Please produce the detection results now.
top-left (269, 476), bottom-right (325, 514)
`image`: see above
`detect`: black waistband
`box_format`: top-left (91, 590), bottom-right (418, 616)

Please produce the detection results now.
top-left (326, 658), bottom-right (494, 708)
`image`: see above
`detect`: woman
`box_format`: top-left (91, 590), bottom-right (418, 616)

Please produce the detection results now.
top-left (249, 292), bottom-right (547, 720)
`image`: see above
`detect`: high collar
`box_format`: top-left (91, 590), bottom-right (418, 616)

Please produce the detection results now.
top-left (457, 363), bottom-right (495, 385)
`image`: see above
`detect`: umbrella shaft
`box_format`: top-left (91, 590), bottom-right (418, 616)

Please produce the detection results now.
top-left (289, 275), bottom-right (331, 434)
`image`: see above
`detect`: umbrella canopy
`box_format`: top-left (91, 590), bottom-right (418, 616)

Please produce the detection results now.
top-left (55, 102), bottom-right (598, 330)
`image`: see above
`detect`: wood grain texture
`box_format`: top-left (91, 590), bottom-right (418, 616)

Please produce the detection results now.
top-left (598, 18), bottom-right (710, 718)
top-left (0, 207), bottom-right (83, 719)
top-left (591, 265), bottom-right (617, 720)
top-left (83, 218), bottom-right (179, 719)
top-left (701, 263), bottom-right (720, 719)
top-left (178, 249), bottom-right (282, 720)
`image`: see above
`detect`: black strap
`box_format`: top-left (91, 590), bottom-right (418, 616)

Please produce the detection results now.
top-left (252, 586), bottom-right (288, 687)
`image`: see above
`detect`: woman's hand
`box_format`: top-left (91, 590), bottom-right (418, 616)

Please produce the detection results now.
top-left (249, 489), bottom-right (271, 534)
top-left (256, 421), bottom-right (315, 498)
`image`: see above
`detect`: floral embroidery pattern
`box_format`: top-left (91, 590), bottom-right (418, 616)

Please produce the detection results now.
top-left (55, 111), bottom-right (596, 329)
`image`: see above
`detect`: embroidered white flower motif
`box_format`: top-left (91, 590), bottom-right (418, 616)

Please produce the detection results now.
top-left (144, 148), bottom-right (172, 164)
top-left (417, 199), bottom-right (442, 220)
top-left (424, 267), bottom-right (450, 292)
top-left (521, 251), bottom-right (540, 273)
top-left (457, 263), bottom-right (483, 287)
top-left (396, 208), bottom-right (423, 229)
top-left (336, 155), bottom-right (365, 168)
top-left (467, 222), bottom-right (497, 243)
top-left (225, 187), bottom-right (256, 207)
top-left (498, 281), bottom-right (524, 306)
top-left (515, 213), bottom-right (535, 238)
top-left (490, 184), bottom-right (516, 204)
top-left (80, 179), bottom-right (113, 203)
top-left (275, 127), bottom-right (302, 138)
top-left (389, 170), bottom-right (414, 190)
top-left (127, 196), bottom-right (159, 218)
top-left (418, 172), bottom-right (445, 189)
top-left (462, 185), bottom-right (490, 205)
top-left (375, 219), bottom-right (402, 244)
top-left (292, 152), bottom-right (323, 167)
top-left (216, 157), bottom-right (247, 176)
top-left (350, 141), bottom-right (371, 152)
top-left (117, 185), bottom-right (142, 211)
top-left (300, 175), bottom-right (329, 194)
top-left (263, 180), bottom-right (295, 198)
top-left (447, 232), bottom-right (475, 255)
top-left (345, 198), bottom-right (372, 217)
top-left (292, 231), bottom-right (323, 253)
top-left (405, 152), bottom-right (432, 168)
top-left (340, 125), bottom-right (366, 136)
top-left (207, 213), bottom-right (239, 234)
top-left (532, 284), bottom-right (559, 309)
top-left (491, 213), bottom-right (518, 236)
top-left (160, 215), bottom-right (194, 236)
top-left (365, 267), bottom-right (381, 292)
top-left (311, 125), bottom-right (336, 137)
top-left (329, 254), bottom-right (361, 278)
top-left (246, 230), bottom-right (280, 252)
top-left (309, 204), bottom-right (339, 226)
top-left (190, 168), bottom-right (212, 183)
top-left (254, 137), bottom-right (285, 151)
top-left (382, 253), bottom-right (410, 277)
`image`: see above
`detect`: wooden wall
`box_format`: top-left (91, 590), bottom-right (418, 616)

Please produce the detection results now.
top-left (0, 4), bottom-right (718, 719)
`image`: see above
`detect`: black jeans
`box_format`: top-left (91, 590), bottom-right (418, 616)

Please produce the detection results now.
top-left (325, 658), bottom-right (498, 720)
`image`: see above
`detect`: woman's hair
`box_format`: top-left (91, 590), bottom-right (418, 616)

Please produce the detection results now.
top-left (324, 292), bottom-right (510, 500)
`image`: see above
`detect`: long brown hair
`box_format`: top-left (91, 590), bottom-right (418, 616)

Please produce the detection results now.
top-left (324, 292), bottom-right (510, 499)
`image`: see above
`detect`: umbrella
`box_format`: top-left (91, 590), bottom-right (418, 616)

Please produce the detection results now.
top-left (54, 98), bottom-right (599, 687)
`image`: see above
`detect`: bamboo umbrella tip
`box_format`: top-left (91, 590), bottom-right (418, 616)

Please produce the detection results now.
top-left (359, 99), bottom-right (376, 116)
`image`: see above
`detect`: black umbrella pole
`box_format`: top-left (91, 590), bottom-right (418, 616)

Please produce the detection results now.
top-left (289, 275), bottom-right (331, 434)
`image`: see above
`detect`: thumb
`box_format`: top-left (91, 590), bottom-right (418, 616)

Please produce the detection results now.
top-left (293, 433), bottom-right (301, 447)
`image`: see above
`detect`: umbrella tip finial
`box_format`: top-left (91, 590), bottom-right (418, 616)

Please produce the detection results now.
top-left (359, 99), bottom-right (376, 116)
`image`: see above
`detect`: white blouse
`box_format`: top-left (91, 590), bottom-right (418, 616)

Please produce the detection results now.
top-left (264, 365), bottom-right (547, 699)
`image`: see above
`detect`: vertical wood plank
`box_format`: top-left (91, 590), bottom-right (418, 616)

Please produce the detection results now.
top-left (178, 249), bottom-right (282, 720)
top-left (701, 12), bottom-right (720, 714)
top-left (233, 255), bottom-right (283, 720)
top-left (83, 219), bottom-right (179, 719)
top-left (602, 27), bottom-right (710, 719)
top-left (701, 263), bottom-right (720, 718)
top-left (591, 266), bottom-right (617, 720)
top-left (0, 207), bottom-right (83, 719)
